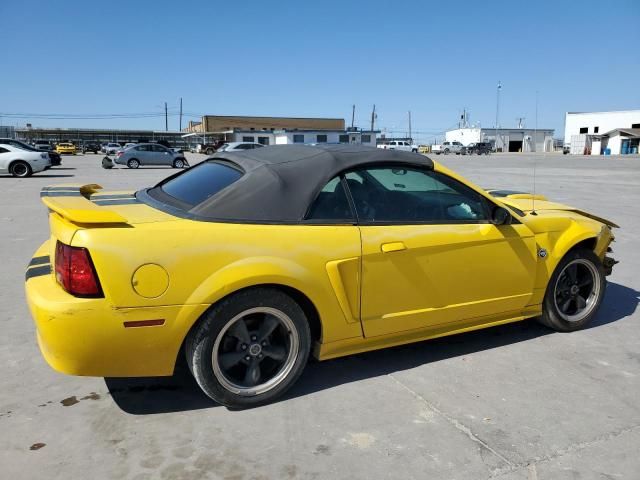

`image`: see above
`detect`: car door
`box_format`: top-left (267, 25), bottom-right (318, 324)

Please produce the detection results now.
top-left (132, 144), bottom-right (150, 164)
top-left (150, 144), bottom-right (171, 165)
top-left (0, 147), bottom-right (10, 173)
top-left (345, 165), bottom-right (537, 338)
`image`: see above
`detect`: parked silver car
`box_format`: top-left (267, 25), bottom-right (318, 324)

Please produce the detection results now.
top-left (217, 142), bottom-right (265, 152)
top-left (112, 143), bottom-right (189, 169)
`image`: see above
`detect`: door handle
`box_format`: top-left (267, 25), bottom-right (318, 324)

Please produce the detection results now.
top-left (381, 242), bottom-right (407, 253)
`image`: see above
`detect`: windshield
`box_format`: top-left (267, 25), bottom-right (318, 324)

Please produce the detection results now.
top-left (9, 141), bottom-right (37, 151)
top-left (149, 160), bottom-right (243, 208)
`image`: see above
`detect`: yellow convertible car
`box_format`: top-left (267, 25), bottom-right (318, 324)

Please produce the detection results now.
top-left (25, 145), bottom-right (618, 407)
top-left (55, 142), bottom-right (77, 155)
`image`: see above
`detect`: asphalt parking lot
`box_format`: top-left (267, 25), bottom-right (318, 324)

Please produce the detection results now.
top-left (1, 152), bottom-right (639, 479)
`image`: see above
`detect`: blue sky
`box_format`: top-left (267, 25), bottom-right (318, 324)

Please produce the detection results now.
top-left (1, 0), bottom-right (638, 142)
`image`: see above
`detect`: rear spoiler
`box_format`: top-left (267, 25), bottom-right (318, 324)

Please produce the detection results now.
top-left (40, 184), bottom-right (128, 224)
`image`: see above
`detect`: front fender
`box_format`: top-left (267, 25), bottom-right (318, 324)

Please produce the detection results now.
top-left (530, 215), bottom-right (611, 296)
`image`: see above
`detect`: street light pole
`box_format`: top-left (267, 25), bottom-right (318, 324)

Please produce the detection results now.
top-left (495, 81), bottom-right (501, 151)
top-left (165, 102), bottom-right (168, 131)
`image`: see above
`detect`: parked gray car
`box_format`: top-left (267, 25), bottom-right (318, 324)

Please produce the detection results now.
top-left (112, 143), bottom-right (189, 169)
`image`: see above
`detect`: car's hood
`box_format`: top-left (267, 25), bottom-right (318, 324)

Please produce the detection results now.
top-left (486, 190), bottom-right (619, 228)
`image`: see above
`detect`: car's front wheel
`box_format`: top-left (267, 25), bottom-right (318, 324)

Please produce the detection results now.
top-left (186, 288), bottom-right (311, 408)
top-left (539, 248), bottom-right (605, 332)
top-left (173, 158), bottom-right (186, 168)
top-left (10, 161), bottom-right (32, 178)
top-left (127, 158), bottom-right (140, 169)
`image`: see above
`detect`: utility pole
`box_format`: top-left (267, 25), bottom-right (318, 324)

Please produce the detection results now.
top-left (179, 98), bottom-right (183, 131)
top-left (408, 111), bottom-right (412, 142)
top-left (370, 104), bottom-right (376, 132)
top-left (534, 90), bottom-right (538, 152)
top-left (351, 104), bottom-right (355, 129)
top-left (165, 102), bottom-right (168, 131)
top-left (495, 81), bottom-right (502, 151)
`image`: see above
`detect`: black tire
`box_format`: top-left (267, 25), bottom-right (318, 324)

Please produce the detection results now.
top-left (10, 161), bottom-right (32, 178)
top-left (185, 287), bottom-right (311, 408)
top-left (173, 158), bottom-right (185, 168)
top-left (127, 158), bottom-right (140, 169)
top-left (205, 148), bottom-right (214, 155)
top-left (538, 248), bottom-right (606, 332)
top-left (412, 148), bottom-right (418, 153)
top-left (444, 149), bottom-right (450, 155)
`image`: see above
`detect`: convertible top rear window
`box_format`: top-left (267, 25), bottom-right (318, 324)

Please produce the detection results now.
top-left (152, 161), bottom-right (243, 208)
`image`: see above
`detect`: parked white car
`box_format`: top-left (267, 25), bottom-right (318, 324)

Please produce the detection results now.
top-left (377, 141), bottom-right (418, 152)
top-left (104, 143), bottom-right (123, 154)
top-left (0, 144), bottom-right (51, 177)
top-left (217, 142), bottom-right (265, 152)
top-left (438, 141), bottom-right (464, 155)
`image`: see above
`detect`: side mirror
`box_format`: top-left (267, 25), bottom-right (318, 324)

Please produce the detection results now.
top-left (490, 206), bottom-right (511, 225)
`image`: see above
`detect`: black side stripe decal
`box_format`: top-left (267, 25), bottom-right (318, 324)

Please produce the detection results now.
top-left (28, 255), bottom-right (50, 267)
top-left (92, 199), bottom-right (140, 206)
top-left (90, 194), bottom-right (135, 200)
top-left (40, 191), bottom-right (83, 197)
top-left (25, 265), bottom-right (52, 281)
top-left (42, 186), bottom-right (81, 191)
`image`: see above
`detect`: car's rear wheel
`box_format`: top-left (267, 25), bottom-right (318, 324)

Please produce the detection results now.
top-left (444, 148), bottom-right (450, 154)
top-left (186, 288), bottom-right (311, 408)
top-left (173, 158), bottom-right (185, 168)
top-left (539, 248), bottom-right (605, 332)
top-left (10, 161), bottom-right (32, 178)
top-left (127, 158), bottom-right (140, 169)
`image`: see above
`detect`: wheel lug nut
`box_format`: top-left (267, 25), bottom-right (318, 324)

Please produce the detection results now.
top-left (245, 356), bottom-right (251, 361)
top-left (258, 354), bottom-right (263, 359)
top-left (251, 335), bottom-right (257, 341)
top-left (261, 341), bottom-right (267, 346)
top-left (241, 344), bottom-right (247, 350)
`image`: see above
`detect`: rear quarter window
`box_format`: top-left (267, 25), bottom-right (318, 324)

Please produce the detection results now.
top-left (156, 161), bottom-right (243, 207)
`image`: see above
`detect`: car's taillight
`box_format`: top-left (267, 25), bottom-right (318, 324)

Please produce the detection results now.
top-left (55, 241), bottom-right (103, 297)
top-left (116, 151), bottom-right (123, 157)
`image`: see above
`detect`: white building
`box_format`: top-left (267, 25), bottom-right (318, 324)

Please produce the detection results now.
top-left (445, 127), bottom-right (554, 152)
top-left (564, 110), bottom-right (640, 155)
top-left (230, 129), bottom-right (378, 147)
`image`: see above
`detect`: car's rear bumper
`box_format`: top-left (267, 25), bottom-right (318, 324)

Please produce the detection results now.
top-left (25, 240), bottom-right (206, 377)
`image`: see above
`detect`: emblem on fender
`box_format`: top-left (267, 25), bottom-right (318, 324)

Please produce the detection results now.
top-left (538, 248), bottom-right (548, 258)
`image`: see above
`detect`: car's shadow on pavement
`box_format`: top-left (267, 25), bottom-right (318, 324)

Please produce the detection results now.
top-left (105, 282), bottom-right (638, 414)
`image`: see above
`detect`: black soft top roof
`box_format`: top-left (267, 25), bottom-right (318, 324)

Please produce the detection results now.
top-left (184, 145), bottom-right (433, 222)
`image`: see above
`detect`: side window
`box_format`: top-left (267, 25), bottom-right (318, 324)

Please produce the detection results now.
top-left (0, 147), bottom-right (9, 153)
top-left (306, 177), bottom-right (354, 221)
top-left (345, 167), bottom-right (488, 223)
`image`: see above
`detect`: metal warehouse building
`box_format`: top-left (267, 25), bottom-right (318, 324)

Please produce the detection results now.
top-left (446, 127), bottom-right (555, 152)
top-left (564, 110), bottom-right (640, 155)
